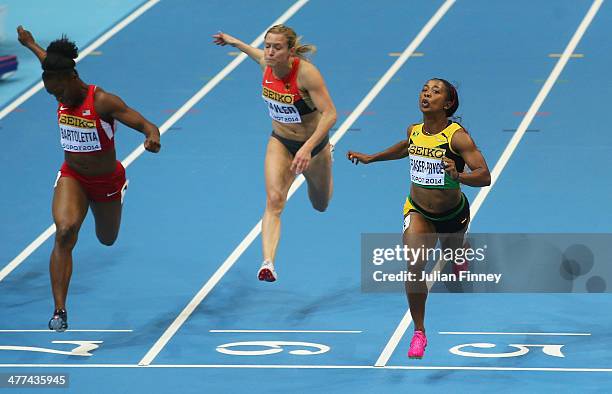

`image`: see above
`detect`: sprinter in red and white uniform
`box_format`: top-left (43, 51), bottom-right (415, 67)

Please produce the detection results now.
top-left (213, 25), bottom-right (337, 282)
top-left (17, 26), bottom-right (161, 331)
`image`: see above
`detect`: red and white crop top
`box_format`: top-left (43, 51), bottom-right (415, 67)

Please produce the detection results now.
top-left (261, 57), bottom-right (317, 124)
top-left (57, 85), bottom-right (116, 153)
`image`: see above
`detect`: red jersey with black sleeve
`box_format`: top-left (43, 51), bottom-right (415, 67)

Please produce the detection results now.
top-left (58, 85), bottom-right (116, 153)
top-left (261, 57), bottom-right (317, 124)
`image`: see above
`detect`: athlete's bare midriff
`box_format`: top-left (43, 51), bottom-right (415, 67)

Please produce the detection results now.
top-left (410, 185), bottom-right (462, 213)
top-left (271, 110), bottom-right (321, 141)
top-left (64, 149), bottom-right (117, 176)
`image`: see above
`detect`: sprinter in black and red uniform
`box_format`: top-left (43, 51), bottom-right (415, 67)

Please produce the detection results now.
top-left (17, 26), bottom-right (161, 331)
top-left (213, 25), bottom-right (337, 282)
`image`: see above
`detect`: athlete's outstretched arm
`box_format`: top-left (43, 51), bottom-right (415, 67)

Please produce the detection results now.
top-left (347, 140), bottom-right (409, 165)
top-left (212, 31), bottom-right (265, 69)
top-left (347, 125), bottom-right (412, 165)
top-left (443, 129), bottom-right (490, 186)
top-left (17, 26), bottom-right (47, 64)
top-left (94, 89), bottom-right (161, 153)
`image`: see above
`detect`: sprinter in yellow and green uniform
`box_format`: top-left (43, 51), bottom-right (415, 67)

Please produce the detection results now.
top-left (405, 121), bottom-right (469, 233)
top-left (347, 78), bottom-right (491, 359)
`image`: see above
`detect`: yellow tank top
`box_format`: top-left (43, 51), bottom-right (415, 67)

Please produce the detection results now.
top-left (408, 122), bottom-right (465, 189)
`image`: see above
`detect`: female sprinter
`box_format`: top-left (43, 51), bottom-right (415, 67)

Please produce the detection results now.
top-left (347, 78), bottom-right (490, 358)
top-left (17, 26), bottom-right (161, 331)
top-left (213, 25), bottom-right (336, 282)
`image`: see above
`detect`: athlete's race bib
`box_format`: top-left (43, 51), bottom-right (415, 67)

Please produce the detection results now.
top-left (58, 114), bottom-right (101, 152)
top-left (409, 145), bottom-right (446, 186)
top-left (262, 87), bottom-right (302, 124)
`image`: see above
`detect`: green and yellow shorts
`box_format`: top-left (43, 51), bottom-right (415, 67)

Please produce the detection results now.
top-left (403, 193), bottom-right (470, 233)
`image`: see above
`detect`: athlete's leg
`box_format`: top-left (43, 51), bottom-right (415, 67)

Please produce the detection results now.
top-left (438, 196), bottom-right (470, 275)
top-left (438, 224), bottom-right (469, 275)
top-left (302, 143), bottom-right (333, 212)
top-left (50, 177), bottom-right (89, 312)
top-left (402, 212), bottom-right (437, 333)
top-left (89, 199), bottom-right (122, 246)
top-left (262, 136), bottom-right (296, 265)
top-left (403, 212), bottom-right (437, 358)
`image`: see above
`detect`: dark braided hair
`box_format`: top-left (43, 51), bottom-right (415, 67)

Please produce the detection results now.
top-left (42, 35), bottom-right (78, 78)
top-left (432, 78), bottom-right (459, 117)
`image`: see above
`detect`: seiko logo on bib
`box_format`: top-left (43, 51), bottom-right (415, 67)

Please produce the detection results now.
top-left (59, 114), bottom-right (95, 129)
top-left (59, 114), bottom-right (102, 152)
top-left (409, 145), bottom-right (445, 159)
top-left (262, 86), bottom-right (302, 124)
top-left (262, 87), bottom-right (294, 104)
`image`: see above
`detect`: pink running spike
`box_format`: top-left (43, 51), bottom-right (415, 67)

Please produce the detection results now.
top-left (408, 330), bottom-right (427, 359)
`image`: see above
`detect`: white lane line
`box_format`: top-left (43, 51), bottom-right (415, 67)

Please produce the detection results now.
top-left (138, 0), bottom-right (454, 367)
top-left (469, 0), bottom-right (603, 216)
top-left (0, 0), bottom-right (307, 283)
top-left (0, 0), bottom-right (160, 122)
top-left (0, 329), bottom-right (132, 333)
top-left (374, 0), bottom-right (604, 368)
top-left (0, 364), bottom-right (611, 372)
top-left (374, 310), bottom-right (415, 368)
top-left (0, 225), bottom-right (55, 282)
top-left (439, 332), bottom-right (591, 336)
top-left (209, 330), bottom-right (362, 334)
top-left (136, 0), bottom-right (310, 366)
top-left (385, 366), bottom-right (612, 373)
